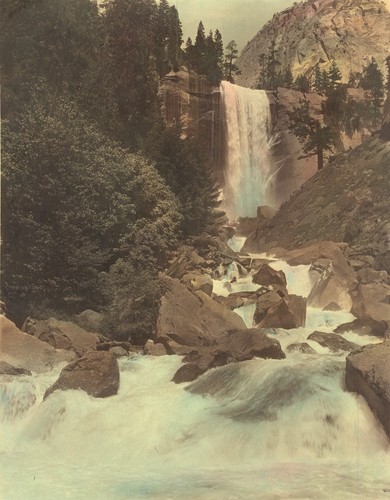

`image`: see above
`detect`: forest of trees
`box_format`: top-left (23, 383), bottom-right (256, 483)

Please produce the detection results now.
top-left (0, 0), bottom-right (223, 341)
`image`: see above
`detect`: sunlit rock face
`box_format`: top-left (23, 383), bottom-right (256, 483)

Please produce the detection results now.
top-left (237, 0), bottom-right (390, 89)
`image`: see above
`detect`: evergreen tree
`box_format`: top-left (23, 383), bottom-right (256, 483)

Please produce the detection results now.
top-left (194, 20), bottom-right (207, 74)
top-left (224, 40), bottom-right (240, 82)
top-left (327, 60), bottom-right (342, 93)
top-left (283, 66), bottom-right (294, 88)
top-left (359, 57), bottom-right (385, 128)
top-left (214, 29), bottom-right (224, 81)
top-left (288, 98), bottom-right (335, 170)
top-left (294, 74), bottom-right (311, 93)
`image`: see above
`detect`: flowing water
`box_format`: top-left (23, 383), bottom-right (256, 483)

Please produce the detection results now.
top-left (220, 82), bottom-right (274, 220)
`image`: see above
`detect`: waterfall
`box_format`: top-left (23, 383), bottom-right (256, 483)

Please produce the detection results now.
top-left (220, 81), bottom-right (274, 220)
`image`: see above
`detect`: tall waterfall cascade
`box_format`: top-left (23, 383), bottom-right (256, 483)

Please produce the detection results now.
top-left (220, 81), bottom-right (274, 220)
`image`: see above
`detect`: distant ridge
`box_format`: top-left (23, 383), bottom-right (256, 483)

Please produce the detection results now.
top-left (236, 0), bottom-right (390, 88)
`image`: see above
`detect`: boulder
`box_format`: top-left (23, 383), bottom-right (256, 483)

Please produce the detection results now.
top-left (74, 310), bottom-right (104, 333)
top-left (350, 282), bottom-right (390, 323)
top-left (0, 361), bottom-right (31, 376)
top-left (212, 328), bottom-right (285, 363)
top-left (172, 362), bottom-right (209, 384)
top-left (44, 351), bottom-right (120, 399)
top-left (252, 264), bottom-right (287, 288)
top-left (156, 275), bottom-right (246, 347)
top-left (286, 343), bottom-right (317, 354)
top-left (236, 216), bottom-right (258, 237)
top-left (22, 317), bottom-right (100, 356)
top-left (214, 295), bottom-right (246, 310)
top-left (253, 290), bottom-right (283, 325)
top-left (307, 331), bottom-right (359, 353)
top-left (181, 273), bottom-right (213, 295)
top-left (258, 295), bottom-right (306, 329)
top-left (144, 339), bottom-right (168, 356)
top-left (0, 315), bottom-right (75, 373)
top-left (346, 341), bottom-right (390, 438)
top-left (109, 346), bottom-right (128, 357)
top-left (323, 302), bottom-right (342, 311)
top-left (334, 317), bottom-right (388, 338)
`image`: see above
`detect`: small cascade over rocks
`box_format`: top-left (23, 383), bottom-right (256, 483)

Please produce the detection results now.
top-left (220, 81), bottom-right (274, 220)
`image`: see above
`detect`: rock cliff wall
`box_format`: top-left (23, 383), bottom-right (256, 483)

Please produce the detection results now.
top-left (237, 0), bottom-right (390, 89)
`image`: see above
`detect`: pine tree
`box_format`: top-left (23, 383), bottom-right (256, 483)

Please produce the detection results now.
top-left (283, 66), bottom-right (293, 88)
top-left (214, 29), bottom-right (224, 82)
top-left (224, 40), bottom-right (240, 82)
top-left (194, 21), bottom-right (206, 74)
top-left (288, 98), bottom-right (335, 170)
top-left (360, 57), bottom-right (385, 128)
top-left (327, 60), bottom-right (342, 93)
top-left (294, 74), bottom-right (311, 93)
top-left (167, 5), bottom-right (182, 72)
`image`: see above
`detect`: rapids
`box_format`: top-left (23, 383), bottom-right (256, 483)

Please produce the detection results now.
top-left (1, 250), bottom-right (390, 499)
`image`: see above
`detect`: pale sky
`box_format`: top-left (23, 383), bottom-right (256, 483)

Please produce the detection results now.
top-left (171, 0), bottom-right (296, 51)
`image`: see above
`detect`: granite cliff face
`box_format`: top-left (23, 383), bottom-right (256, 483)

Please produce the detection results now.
top-left (159, 69), bottom-right (222, 167)
top-left (237, 0), bottom-right (390, 89)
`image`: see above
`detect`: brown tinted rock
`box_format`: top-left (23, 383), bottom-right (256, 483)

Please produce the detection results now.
top-left (214, 295), bottom-right (246, 310)
top-left (109, 346), bottom-right (128, 357)
top-left (0, 361), bottom-right (31, 376)
top-left (144, 340), bottom-right (167, 356)
top-left (74, 310), bottom-right (104, 333)
top-left (308, 331), bottom-right (359, 353)
top-left (181, 273), bottom-right (213, 296)
top-left (346, 341), bottom-right (390, 437)
top-left (286, 343), bottom-right (317, 354)
top-left (254, 291), bottom-right (283, 325)
top-left (26, 318), bottom-right (100, 357)
top-left (350, 282), bottom-right (390, 323)
top-left (156, 275), bottom-right (246, 347)
top-left (236, 217), bottom-right (258, 237)
top-left (44, 351), bottom-right (119, 399)
top-left (258, 295), bottom-right (306, 329)
top-left (172, 363), bottom-right (208, 384)
top-left (213, 328), bottom-right (285, 363)
top-left (252, 264), bottom-right (287, 287)
top-left (334, 318), bottom-right (388, 338)
top-left (323, 302), bottom-right (342, 311)
top-left (0, 316), bottom-right (74, 373)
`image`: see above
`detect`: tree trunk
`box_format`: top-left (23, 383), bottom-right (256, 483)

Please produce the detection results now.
top-left (317, 148), bottom-right (324, 170)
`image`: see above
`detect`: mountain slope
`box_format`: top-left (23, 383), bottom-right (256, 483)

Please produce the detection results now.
top-left (237, 0), bottom-right (390, 88)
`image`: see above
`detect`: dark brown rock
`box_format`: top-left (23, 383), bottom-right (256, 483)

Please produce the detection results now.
top-left (156, 275), bottom-right (246, 347)
top-left (0, 361), bottom-right (31, 376)
top-left (350, 282), bottom-right (390, 323)
top-left (258, 295), bottom-right (306, 329)
top-left (252, 264), bottom-right (287, 287)
top-left (334, 318), bottom-right (388, 338)
top-left (253, 290), bottom-right (283, 324)
top-left (172, 363), bottom-right (208, 384)
top-left (346, 341), bottom-right (390, 438)
top-left (181, 273), bottom-right (213, 296)
top-left (308, 331), bottom-right (359, 353)
top-left (44, 351), bottom-right (120, 399)
top-left (286, 343), bottom-right (317, 354)
top-left (74, 310), bottom-right (104, 333)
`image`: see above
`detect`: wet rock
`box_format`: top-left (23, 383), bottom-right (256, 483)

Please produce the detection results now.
top-left (212, 328), bottom-right (285, 363)
top-left (308, 331), bottom-right (359, 353)
top-left (253, 290), bottom-right (283, 325)
top-left (236, 216), bottom-right (258, 237)
top-left (334, 317), bottom-right (388, 338)
top-left (258, 295), bottom-right (306, 329)
top-left (346, 341), bottom-right (390, 438)
top-left (156, 275), bottom-right (246, 347)
top-left (44, 351), bottom-right (120, 399)
top-left (144, 339), bottom-right (167, 356)
top-left (23, 317), bottom-right (100, 357)
top-left (214, 295), bottom-right (246, 310)
top-left (172, 362), bottom-right (209, 384)
top-left (252, 264), bottom-right (287, 288)
top-left (1, 315), bottom-right (75, 373)
top-left (286, 343), bottom-right (317, 354)
top-left (323, 302), bottom-right (342, 311)
top-left (0, 361), bottom-right (31, 376)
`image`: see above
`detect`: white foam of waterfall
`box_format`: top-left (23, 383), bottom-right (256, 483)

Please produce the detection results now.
top-left (220, 81), bottom-right (274, 220)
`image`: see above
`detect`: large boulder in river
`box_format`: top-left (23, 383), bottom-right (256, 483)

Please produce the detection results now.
top-left (0, 315), bottom-right (74, 373)
top-left (253, 290), bottom-right (283, 325)
top-left (308, 331), bottom-right (359, 353)
top-left (22, 317), bottom-right (100, 357)
top-left (156, 275), bottom-right (246, 347)
top-left (74, 309), bottom-right (104, 333)
top-left (181, 273), bottom-right (213, 295)
top-left (257, 294), bottom-right (306, 329)
top-left (0, 361), bottom-right (31, 376)
top-left (44, 351), bottom-right (120, 399)
top-left (252, 264), bottom-right (287, 288)
top-left (334, 317), bottom-right (388, 338)
top-left (346, 341), bottom-right (390, 438)
top-left (349, 282), bottom-right (390, 324)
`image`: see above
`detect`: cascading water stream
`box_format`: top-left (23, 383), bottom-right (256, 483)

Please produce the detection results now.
top-left (220, 81), bottom-right (274, 220)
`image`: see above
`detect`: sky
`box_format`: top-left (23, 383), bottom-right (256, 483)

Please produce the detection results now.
top-left (170, 0), bottom-right (296, 51)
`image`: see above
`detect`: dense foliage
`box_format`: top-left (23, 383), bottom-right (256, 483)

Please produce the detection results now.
top-left (1, 0), bottom-right (222, 341)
